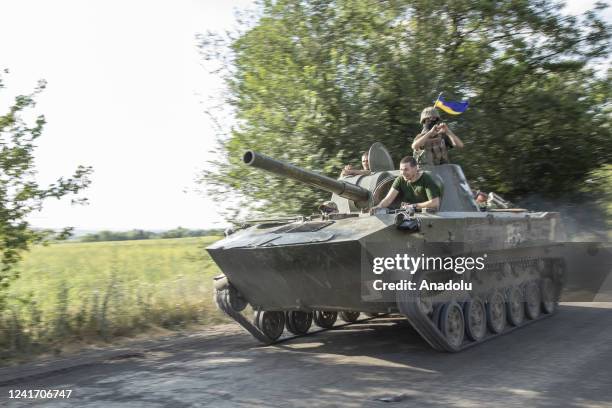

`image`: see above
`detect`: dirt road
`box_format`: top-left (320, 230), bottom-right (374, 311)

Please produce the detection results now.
top-left (2, 303), bottom-right (612, 407)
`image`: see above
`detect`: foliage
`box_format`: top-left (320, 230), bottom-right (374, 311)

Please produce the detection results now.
top-left (1, 237), bottom-right (227, 360)
top-left (0, 73), bottom-right (92, 297)
top-left (582, 164), bottom-right (612, 229)
top-left (159, 227), bottom-right (224, 239)
top-left (79, 227), bottom-right (224, 242)
top-left (198, 0), bottom-right (611, 217)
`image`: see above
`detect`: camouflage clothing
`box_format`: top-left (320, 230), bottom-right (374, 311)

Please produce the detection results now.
top-left (412, 131), bottom-right (453, 166)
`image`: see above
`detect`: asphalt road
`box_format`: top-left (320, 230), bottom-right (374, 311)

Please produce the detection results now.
top-left (2, 303), bottom-right (612, 408)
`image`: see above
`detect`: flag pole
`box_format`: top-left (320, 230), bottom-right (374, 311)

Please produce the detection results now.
top-left (433, 92), bottom-right (443, 109)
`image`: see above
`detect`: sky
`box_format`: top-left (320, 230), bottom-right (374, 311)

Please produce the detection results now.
top-left (0, 0), bottom-right (610, 231)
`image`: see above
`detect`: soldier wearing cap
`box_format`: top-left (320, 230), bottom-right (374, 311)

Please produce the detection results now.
top-left (411, 107), bottom-right (464, 166)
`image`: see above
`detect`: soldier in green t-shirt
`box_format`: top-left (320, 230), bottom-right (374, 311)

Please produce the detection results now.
top-left (371, 156), bottom-right (441, 212)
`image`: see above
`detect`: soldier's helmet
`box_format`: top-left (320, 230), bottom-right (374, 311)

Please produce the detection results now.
top-left (420, 107), bottom-right (440, 124)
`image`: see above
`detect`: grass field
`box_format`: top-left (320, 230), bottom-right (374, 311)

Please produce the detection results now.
top-left (0, 236), bottom-right (228, 361)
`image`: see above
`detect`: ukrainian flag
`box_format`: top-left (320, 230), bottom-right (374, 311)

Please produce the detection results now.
top-left (434, 96), bottom-right (469, 115)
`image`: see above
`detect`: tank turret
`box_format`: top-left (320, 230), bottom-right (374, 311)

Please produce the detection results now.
top-left (244, 149), bottom-right (480, 213)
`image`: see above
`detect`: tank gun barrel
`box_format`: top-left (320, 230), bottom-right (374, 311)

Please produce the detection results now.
top-left (243, 150), bottom-right (370, 203)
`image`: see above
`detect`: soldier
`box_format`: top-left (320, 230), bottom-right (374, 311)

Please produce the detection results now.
top-left (371, 156), bottom-right (441, 212)
top-left (318, 200), bottom-right (339, 214)
top-left (411, 107), bottom-right (464, 166)
top-left (341, 151), bottom-right (371, 177)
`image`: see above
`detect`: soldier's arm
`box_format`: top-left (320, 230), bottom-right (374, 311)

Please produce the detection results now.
top-left (443, 125), bottom-right (464, 148)
top-left (411, 128), bottom-right (437, 150)
top-left (375, 188), bottom-right (399, 209)
top-left (415, 197), bottom-right (440, 210)
top-left (340, 164), bottom-right (353, 177)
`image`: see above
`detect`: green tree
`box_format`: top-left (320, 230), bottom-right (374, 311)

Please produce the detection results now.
top-left (199, 0), bottom-right (610, 217)
top-left (0, 73), bottom-right (92, 297)
top-left (582, 164), bottom-right (612, 230)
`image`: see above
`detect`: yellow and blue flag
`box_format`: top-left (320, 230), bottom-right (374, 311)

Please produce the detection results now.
top-left (434, 96), bottom-right (469, 115)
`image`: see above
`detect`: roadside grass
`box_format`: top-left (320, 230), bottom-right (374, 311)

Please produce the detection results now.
top-left (0, 236), bottom-right (229, 363)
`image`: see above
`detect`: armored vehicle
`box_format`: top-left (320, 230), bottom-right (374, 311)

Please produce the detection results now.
top-left (208, 144), bottom-right (566, 352)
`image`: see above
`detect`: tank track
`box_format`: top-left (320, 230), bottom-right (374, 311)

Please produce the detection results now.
top-left (214, 253), bottom-right (564, 351)
top-left (397, 255), bottom-right (565, 352)
top-left (214, 279), bottom-right (275, 344)
top-left (214, 276), bottom-right (382, 345)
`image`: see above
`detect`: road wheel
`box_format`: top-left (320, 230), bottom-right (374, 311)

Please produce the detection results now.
top-left (507, 287), bottom-right (525, 326)
top-left (525, 281), bottom-right (541, 320)
top-left (285, 311), bottom-right (313, 335)
top-left (417, 294), bottom-right (434, 316)
top-left (254, 310), bottom-right (285, 341)
top-left (541, 278), bottom-right (557, 314)
top-left (313, 311), bottom-right (338, 329)
top-left (464, 298), bottom-right (486, 341)
top-left (440, 302), bottom-right (465, 349)
top-left (339, 311), bottom-right (360, 323)
top-left (486, 291), bottom-right (506, 334)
